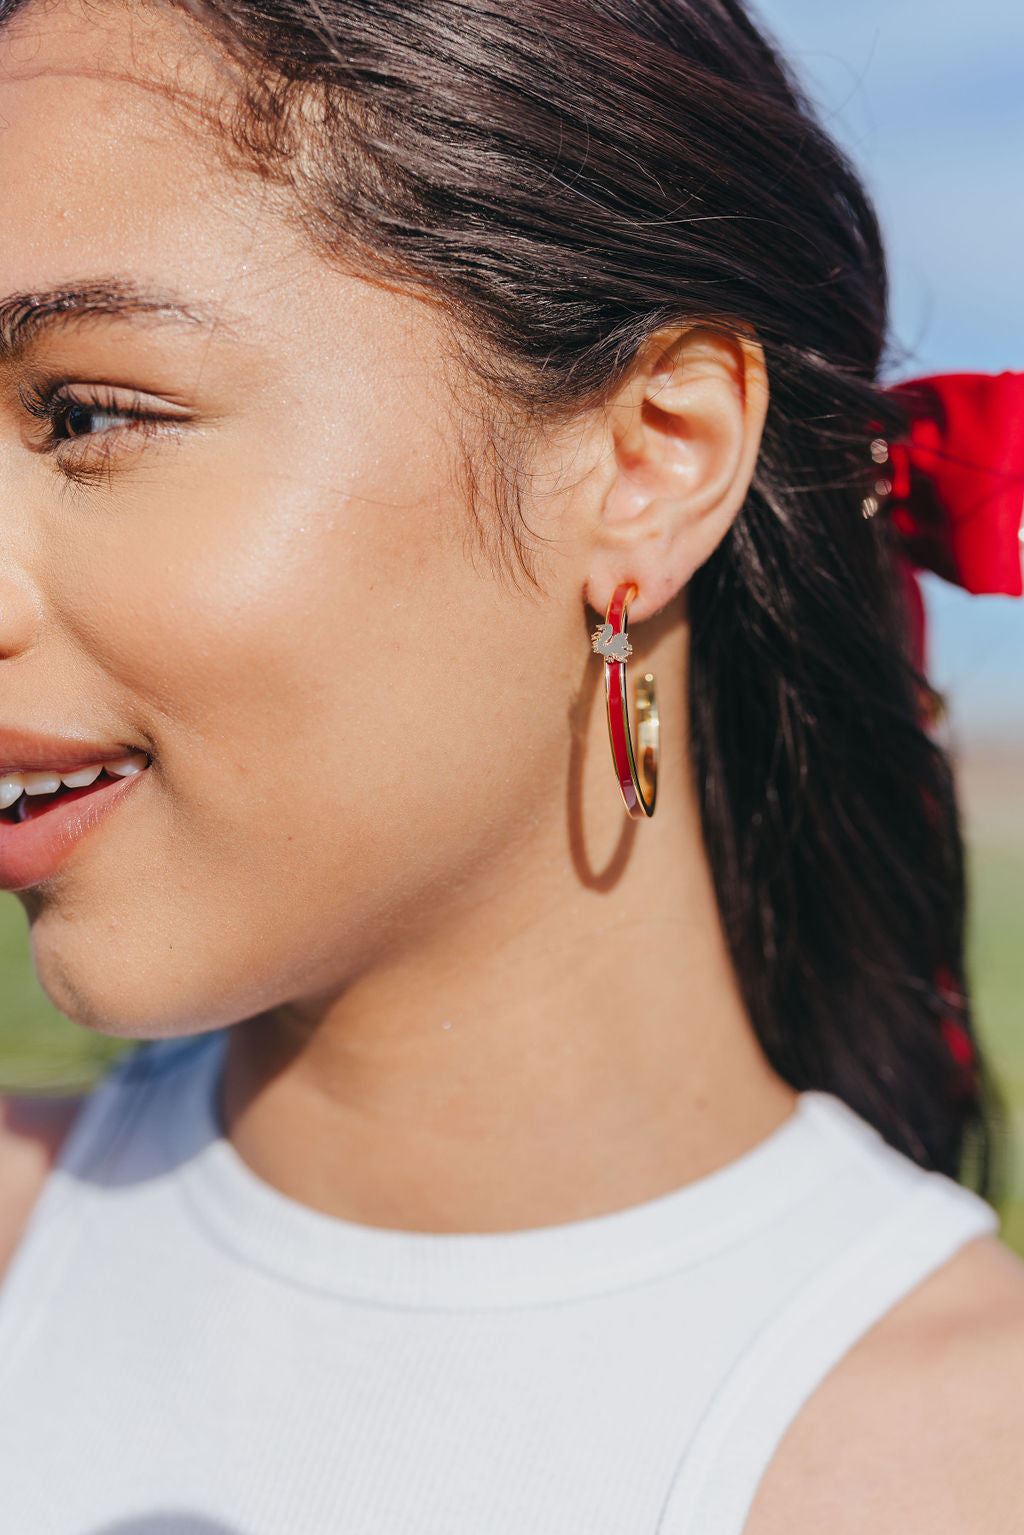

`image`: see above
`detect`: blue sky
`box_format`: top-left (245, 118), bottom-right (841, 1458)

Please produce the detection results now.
top-left (753, 0), bottom-right (1024, 741)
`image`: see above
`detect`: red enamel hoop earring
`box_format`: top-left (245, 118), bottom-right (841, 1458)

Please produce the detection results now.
top-left (591, 583), bottom-right (659, 819)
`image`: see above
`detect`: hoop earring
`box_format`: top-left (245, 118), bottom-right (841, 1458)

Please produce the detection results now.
top-left (591, 583), bottom-right (659, 819)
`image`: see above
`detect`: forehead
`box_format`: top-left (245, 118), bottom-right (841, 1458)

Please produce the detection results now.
top-left (0, 2), bottom-right (450, 402)
top-left (0, 1), bottom-right (283, 308)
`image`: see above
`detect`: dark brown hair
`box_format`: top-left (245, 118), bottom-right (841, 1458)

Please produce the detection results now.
top-left (2, 0), bottom-right (1004, 1194)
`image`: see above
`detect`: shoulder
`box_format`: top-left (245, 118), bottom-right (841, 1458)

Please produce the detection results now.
top-left (746, 1232), bottom-right (1024, 1534)
top-left (0, 1093), bottom-right (85, 1282)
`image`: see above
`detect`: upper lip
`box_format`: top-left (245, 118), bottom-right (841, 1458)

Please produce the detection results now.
top-left (0, 728), bottom-right (147, 777)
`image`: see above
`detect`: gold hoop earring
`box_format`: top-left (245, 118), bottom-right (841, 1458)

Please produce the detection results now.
top-left (591, 584), bottom-right (658, 819)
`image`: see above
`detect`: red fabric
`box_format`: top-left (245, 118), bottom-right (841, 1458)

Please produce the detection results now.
top-left (881, 371), bottom-right (1024, 677)
top-left (935, 967), bottom-right (973, 1054)
top-left (885, 371), bottom-right (1024, 597)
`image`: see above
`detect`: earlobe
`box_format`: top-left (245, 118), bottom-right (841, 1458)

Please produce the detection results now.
top-left (585, 327), bottom-right (768, 622)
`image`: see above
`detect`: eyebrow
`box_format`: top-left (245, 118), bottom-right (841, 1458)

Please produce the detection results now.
top-left (0, 280), bottom-right (227, 362)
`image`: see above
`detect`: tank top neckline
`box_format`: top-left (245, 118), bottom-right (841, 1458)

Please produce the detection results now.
top-left (153, 1029), bottom-right (869, 1310)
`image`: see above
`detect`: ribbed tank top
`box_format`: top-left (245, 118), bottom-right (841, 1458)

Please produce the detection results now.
top-left (0, 1030), bottom-right (998, 1535)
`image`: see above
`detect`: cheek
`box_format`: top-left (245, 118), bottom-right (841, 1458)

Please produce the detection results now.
top-left (32, 440), bottom-right (557, 1033)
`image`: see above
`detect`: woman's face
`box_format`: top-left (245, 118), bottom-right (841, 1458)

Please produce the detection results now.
top-left (0, 3), bottom-right (602, 1034)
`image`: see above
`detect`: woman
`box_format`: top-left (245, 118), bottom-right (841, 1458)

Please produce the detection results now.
top-left (0, 0), bottom-right (1022, 1530)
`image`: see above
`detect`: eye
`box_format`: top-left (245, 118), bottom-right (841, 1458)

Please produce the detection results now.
top-left (57, 398), bottom-right (140, 440)
top-left (18, 379), bottom-right (188, 480)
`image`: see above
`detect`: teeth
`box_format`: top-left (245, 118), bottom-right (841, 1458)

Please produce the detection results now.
top-left (0, 777), bottom-right (23, 811)
top-left (104, 753), bottom-right (148, 778)
top-left (61, 765), bottom-right (104, 789)
top-left (23, 771), bottom-right (62, 796)
top-left (0, 753), bottom-right (149, 814)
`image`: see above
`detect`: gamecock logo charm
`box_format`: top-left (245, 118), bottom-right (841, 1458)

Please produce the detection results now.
top-left (591, 623), bottom-right (633, 663)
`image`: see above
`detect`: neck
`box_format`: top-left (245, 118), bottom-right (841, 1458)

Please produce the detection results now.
top-left (220, 618), bottom-right (797, 1233)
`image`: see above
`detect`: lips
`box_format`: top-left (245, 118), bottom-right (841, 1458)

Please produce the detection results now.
top-left (0, 734), bottom-right (150, 891)
top-left (0, 728), bottom-right (139, 776)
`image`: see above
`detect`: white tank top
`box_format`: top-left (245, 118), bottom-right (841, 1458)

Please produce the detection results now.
top-left (0, 1030), bottom-right (998, 1535)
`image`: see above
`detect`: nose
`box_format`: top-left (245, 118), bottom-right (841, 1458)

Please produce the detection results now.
top-left (0, 568), bottom-right (41, 659)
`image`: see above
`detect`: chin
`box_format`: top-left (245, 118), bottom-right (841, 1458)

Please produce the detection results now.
top-left (26, 907), bottom-right (226, 1042)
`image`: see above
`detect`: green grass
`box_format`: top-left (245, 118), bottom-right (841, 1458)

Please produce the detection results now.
top-left (1, 843), bottom-right (1022, 1248)
top-left (965, 838), bottom-right (1024, 1252)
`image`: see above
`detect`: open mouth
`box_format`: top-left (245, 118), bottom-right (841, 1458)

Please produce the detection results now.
top-left (0, 754), bottom-right (150, 825)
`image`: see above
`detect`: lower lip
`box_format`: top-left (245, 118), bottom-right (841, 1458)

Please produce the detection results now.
top-left (0, 772), bottom-right (148, 892)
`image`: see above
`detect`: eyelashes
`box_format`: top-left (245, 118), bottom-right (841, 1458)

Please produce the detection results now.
top-left (17, 379), bottom-right (186, 483)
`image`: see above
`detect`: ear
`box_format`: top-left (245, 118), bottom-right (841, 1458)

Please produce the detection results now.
top-left (583, 326), bottom-right (769, 622)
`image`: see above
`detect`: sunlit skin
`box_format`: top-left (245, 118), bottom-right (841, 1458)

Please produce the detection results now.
top-left (0, 0), bottom-right (803, 1234)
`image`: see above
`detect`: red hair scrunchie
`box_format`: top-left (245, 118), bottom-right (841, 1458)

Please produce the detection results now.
top-left (876, 371), bottom-right (1024, 673)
